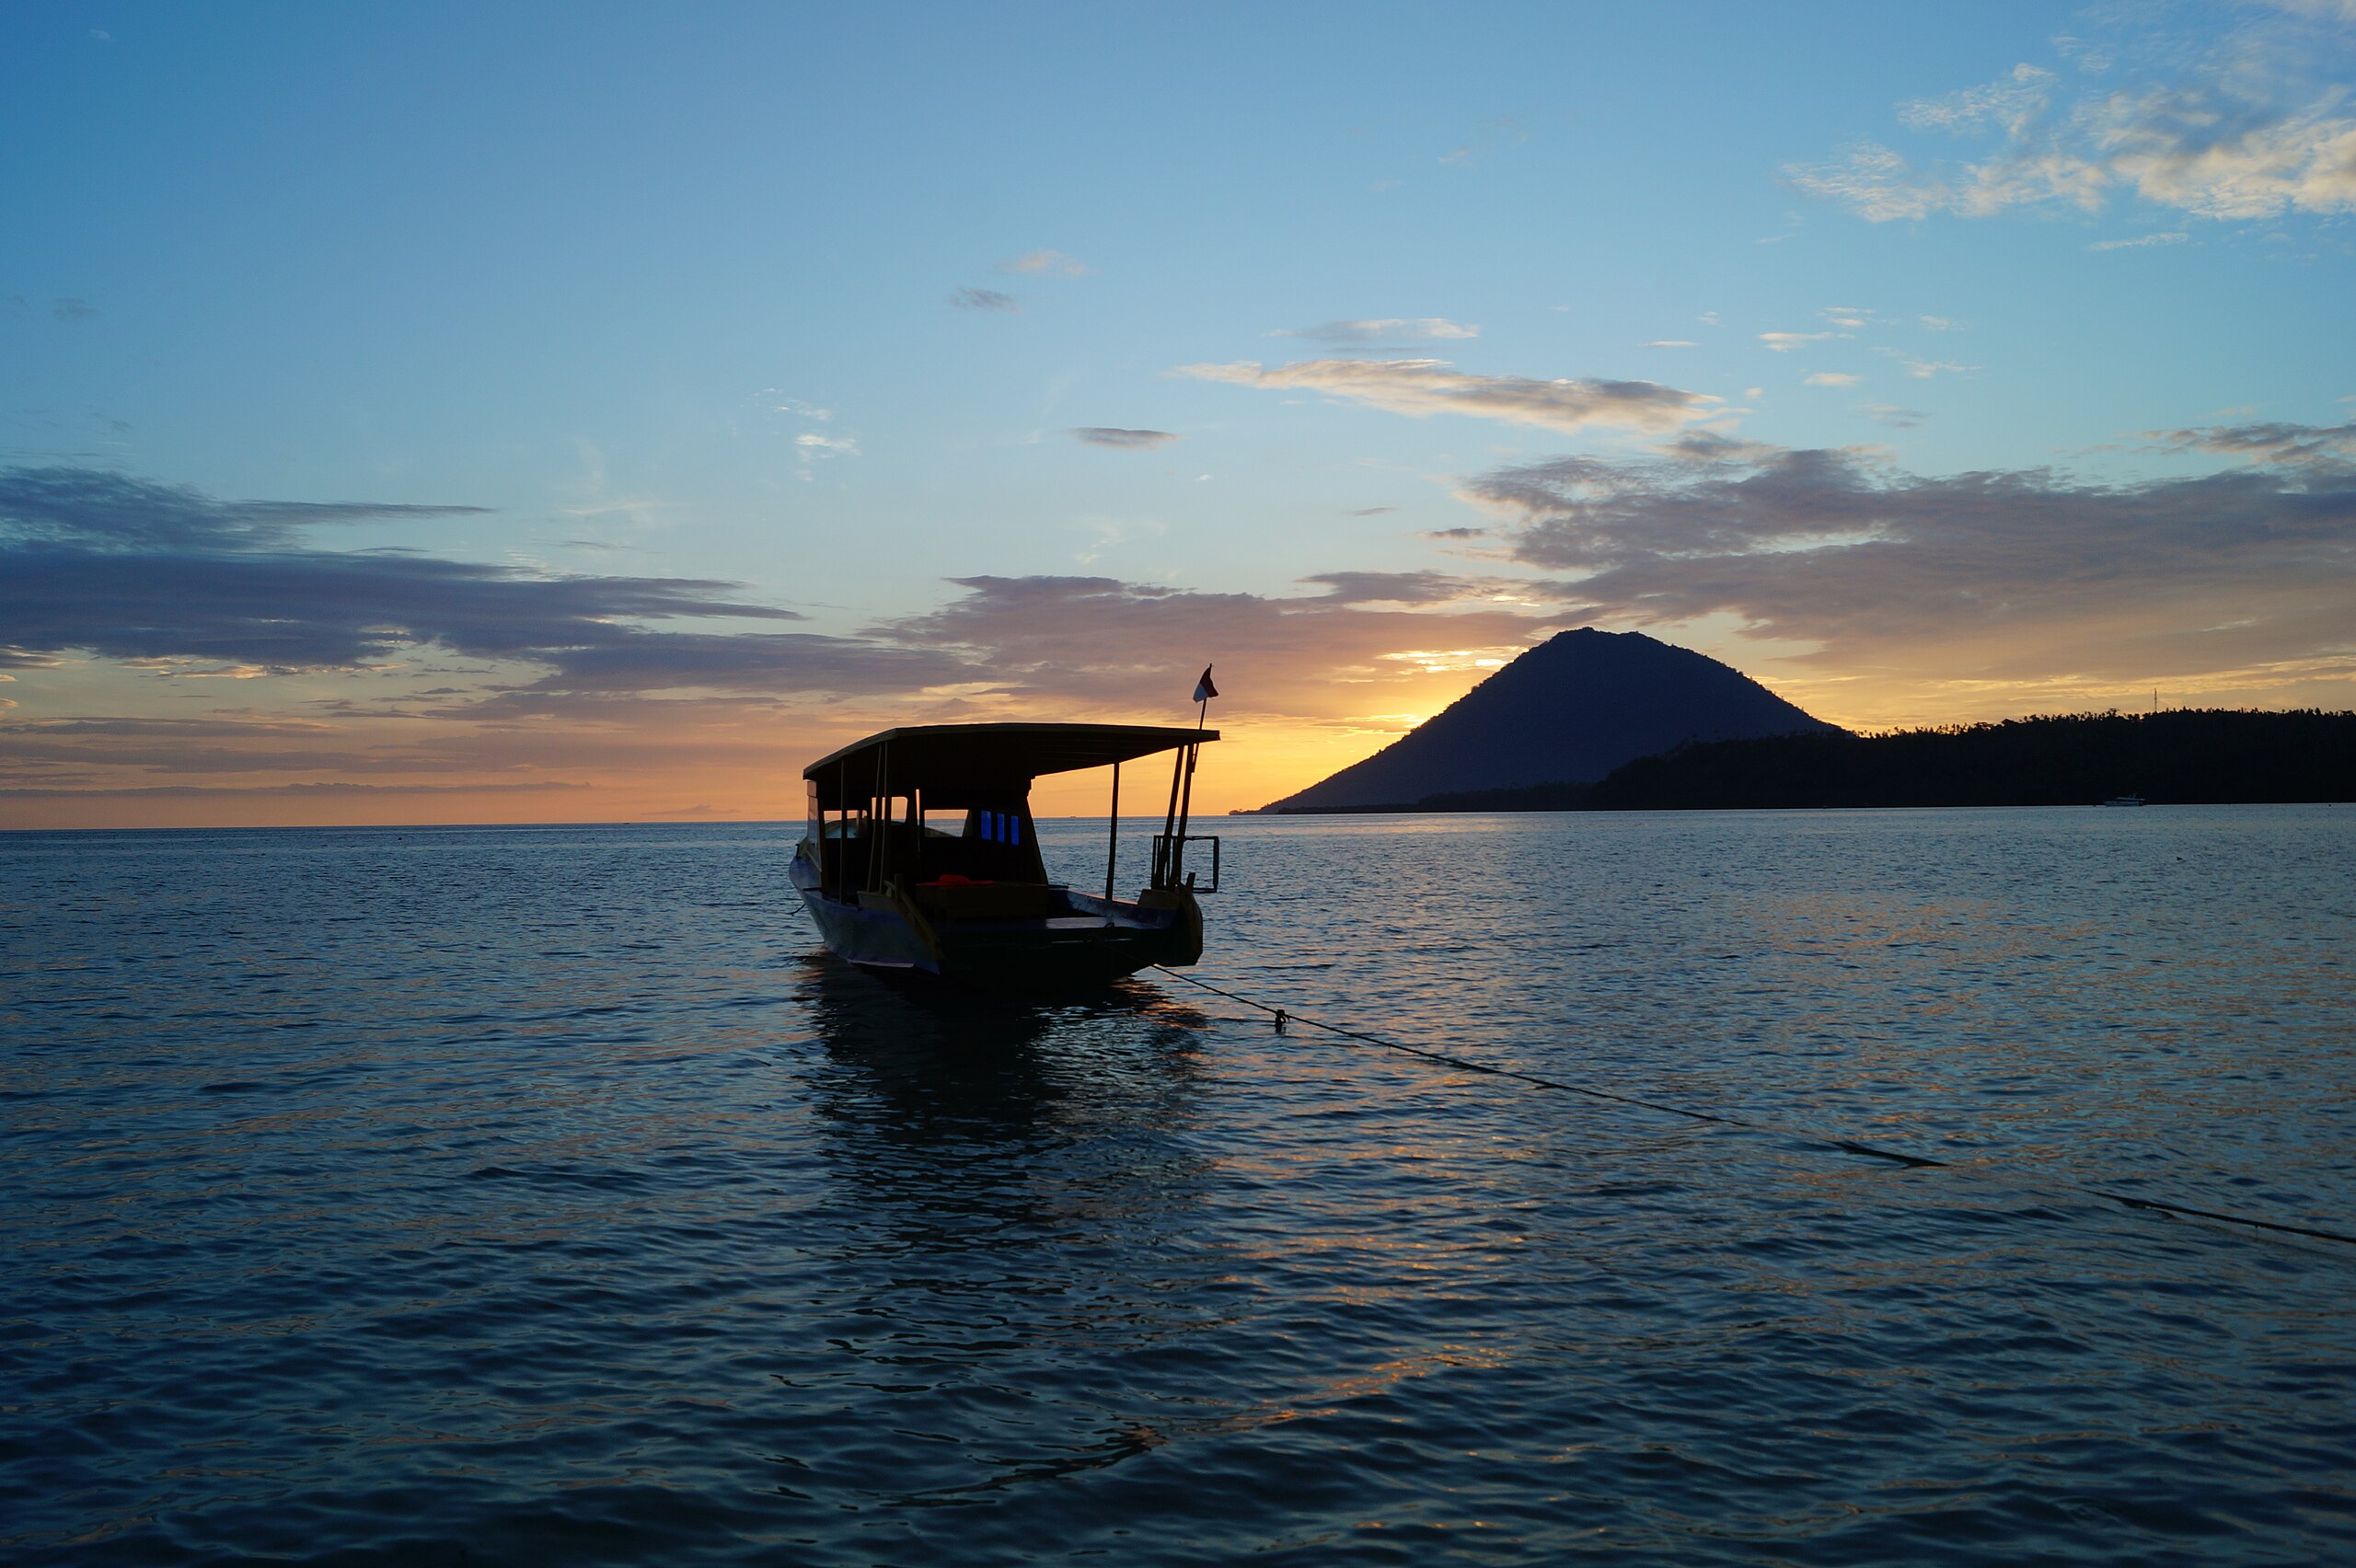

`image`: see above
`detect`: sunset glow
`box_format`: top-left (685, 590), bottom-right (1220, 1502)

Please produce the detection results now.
top-left (5, 4), bottom-right (2352, 828)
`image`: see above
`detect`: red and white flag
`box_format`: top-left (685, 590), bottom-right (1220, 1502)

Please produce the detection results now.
top-left (1193, 665), bottom-right (1218, 703)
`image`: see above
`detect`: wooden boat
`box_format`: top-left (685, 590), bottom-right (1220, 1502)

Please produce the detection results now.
top-left (790, 721), bottom-right (1220, 988)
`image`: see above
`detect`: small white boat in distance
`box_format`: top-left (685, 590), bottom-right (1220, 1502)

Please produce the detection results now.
top-left (2101, 793), bottom-right (2146, 807)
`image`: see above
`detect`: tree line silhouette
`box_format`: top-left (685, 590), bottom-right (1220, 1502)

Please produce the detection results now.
top-left (1407, 709), bottom-right (2356, 811)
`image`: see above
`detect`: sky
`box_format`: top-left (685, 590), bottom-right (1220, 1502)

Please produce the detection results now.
top-left (4, 0), bottom-right (2354, 828)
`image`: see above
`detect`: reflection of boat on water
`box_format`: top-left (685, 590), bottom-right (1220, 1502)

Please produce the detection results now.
top-left (2102, 793), bottom-right (2147, 807)
top-left (796, 953), bottom-right (1210, 1094)
top-left (790, 722), bottom-right (1220, 989)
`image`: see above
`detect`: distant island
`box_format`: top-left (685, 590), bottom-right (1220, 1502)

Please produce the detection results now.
top-left (1258, 628), bottom-right (1840, 812)
top-left (1280, 709), bottom-right (2356, 812)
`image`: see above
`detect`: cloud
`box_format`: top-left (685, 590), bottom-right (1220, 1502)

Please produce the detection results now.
top-left (1863, 403), bottom-right (1929, 429)
top-left (998, 249), bottom-right (1088, 277)
top-left (1787, 39), bottom-right (2356, 225)
top-left (0, 547), bottom-right (802, 674)
top-left (875, 575), bottom-right (1553, 718)
top-left (1805, 372), bottom-right (1864, 387)
top-left (2095, 91), bottom-right (2356, 220)
top-left (950, 286), bottom-right (1019, 312)
top-left (2089, 230), bottom-right (2190, 250)
top-left (1270, 317), bottom-right (1480, 349)
top-left (771, 402), bottom-right (859, 480)
top-left (0, 714), bottom-right (502, 776)
top-left (1918, 316), bottom-right (1966, 330)
top-left (1299, 571), bottom-right (1501, 605)
top-left (1873, 348), bottom-right (1976, 378)
top-left (1644, 340), bottom-right (1697, 348)
top-left (1653, 431), bottom-right (1786, 465)
top-left (1174, 358), bottom-right (1718, 436)
top-left (0, 780), bottom-right (591, 801)
top-left (0, 466), bottom-right (833, 677)
top-left (2050, 33), bottom-right (2113, 74)
top-left (1760, 331), bottom-right (1846, 352)
top-left (0, 467), bottom-right (1578, 746)
top-left (1785, 139), bottom-right (2108, 221)
top-left (516, 631), bottom-right (969, 696)
top-left (1463, 432), bottom-right (2356, 686)
top-left (2149, 417), bottom-right (2356, 468)
top-left (1899, 63), bottom-right (2060, 134)
top-left (0, 465), bottom-right (490, 551)
top-left (1068, 427), bottom-right (1180, 450)
top-left (52, 297), bottom-right (98, 323)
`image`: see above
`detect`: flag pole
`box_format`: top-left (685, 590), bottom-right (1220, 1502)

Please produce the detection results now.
top-left (1175, 665), bottom-right (1212, 864)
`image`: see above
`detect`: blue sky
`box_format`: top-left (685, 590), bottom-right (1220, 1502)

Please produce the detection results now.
top-left (5, 1), bottom-right (2353, 824)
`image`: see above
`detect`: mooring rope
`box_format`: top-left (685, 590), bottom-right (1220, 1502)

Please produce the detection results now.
top-left (1152, 965), bottom-right (2356, 1250)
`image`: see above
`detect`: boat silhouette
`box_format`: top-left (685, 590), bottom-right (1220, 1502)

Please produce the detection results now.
top-left (791, 722), bottom-right (1219, 989)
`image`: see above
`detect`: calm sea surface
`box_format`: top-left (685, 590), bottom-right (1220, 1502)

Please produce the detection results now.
top-left (4, 809), bottom-right (2352, 1565)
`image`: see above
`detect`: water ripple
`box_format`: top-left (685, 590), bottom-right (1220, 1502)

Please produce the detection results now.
top-left (2, 812), bottom-right (2351, 1564)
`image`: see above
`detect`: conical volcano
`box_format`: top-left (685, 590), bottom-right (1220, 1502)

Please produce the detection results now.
top-left (1262, 628), bottom-right (1841, 811)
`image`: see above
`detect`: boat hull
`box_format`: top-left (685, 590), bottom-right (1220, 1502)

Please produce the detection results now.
top-left (789, 852), bottom-right (1201, 990)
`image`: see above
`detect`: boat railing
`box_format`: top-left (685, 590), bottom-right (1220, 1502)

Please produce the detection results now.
top-left (1150, 833), bottom-right (1220, 893)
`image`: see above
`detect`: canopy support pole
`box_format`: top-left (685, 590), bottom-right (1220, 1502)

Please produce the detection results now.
top-left (867, 744), bottom-right (890, 893)
top-left (1104, 762), bottom-right (1120, 902)
top-left (1173, 744), bottom-right (1197, 881)
top-left (1158, 744), bottom-right (1184, 887)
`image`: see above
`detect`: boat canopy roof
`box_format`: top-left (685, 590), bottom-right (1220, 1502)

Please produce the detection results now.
top-left (803, 722), bottom-right (1218, 808)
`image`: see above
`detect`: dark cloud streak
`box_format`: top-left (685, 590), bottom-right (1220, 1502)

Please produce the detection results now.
top-left (519, 631), bottom-right (971, 696)
top-left (1301, 571), bottom-right (1495, 605)
top-left (0, 780), bottom-right (589, 800)
top-left (1068, 427), bottom-right (1179, 449)
top-left (0, 469), bottom-right (980, 698)
top-left (1, 544), bottom-right (803, 669)
top-left (2151, 419), bottom-right (2356, 469)
top-left (0, 466), bottom-right (488, 551)
top-left (1471, 428), bottom-right (2356, 681)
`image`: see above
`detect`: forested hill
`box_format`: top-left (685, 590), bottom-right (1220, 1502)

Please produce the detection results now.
top-left (1409, 709), bottom-right (2356, 811)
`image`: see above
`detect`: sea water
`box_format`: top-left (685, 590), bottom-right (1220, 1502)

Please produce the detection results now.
top-left (2, 808), bottom-right (2351, 1564)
